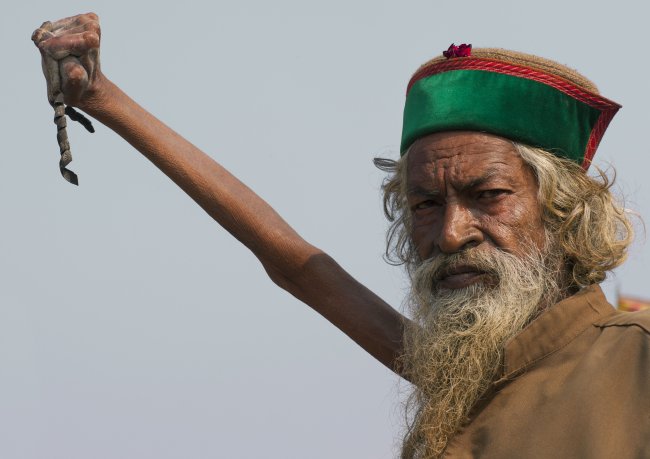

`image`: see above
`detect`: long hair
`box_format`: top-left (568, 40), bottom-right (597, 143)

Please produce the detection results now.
top-left (374, 142), bottom-right (634, 288)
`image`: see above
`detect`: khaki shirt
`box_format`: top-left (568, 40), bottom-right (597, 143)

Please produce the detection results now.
top-left (444, 285), bottom-right (650, 458)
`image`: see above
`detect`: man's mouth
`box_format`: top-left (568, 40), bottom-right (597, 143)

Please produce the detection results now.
top-left (436, 264), bottom-right (488, 289)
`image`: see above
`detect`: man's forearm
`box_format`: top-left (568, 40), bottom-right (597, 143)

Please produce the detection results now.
top-left (80, 77), bottom-right (407, 373)
top-left (82, 78), bottom-right (316, 271)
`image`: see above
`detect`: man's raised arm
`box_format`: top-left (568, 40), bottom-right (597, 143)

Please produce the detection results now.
top-left (32, 13), bottom-right (406, 374)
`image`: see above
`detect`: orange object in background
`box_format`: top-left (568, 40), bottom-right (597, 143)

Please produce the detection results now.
top-left (618, 295), bottom-right (650, 312)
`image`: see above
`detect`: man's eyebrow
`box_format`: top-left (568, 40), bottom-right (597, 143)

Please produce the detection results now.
top-left (457, 170), bottom-right (501, 191)
top-left (406, 185), bottom-right (441, 197)
top-left (407, 167), bottom-right (510, 196)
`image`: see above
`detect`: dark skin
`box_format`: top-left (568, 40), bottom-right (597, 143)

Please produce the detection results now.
top-left (406, 132), bottom-right (546, 289)
top-left (32, 13), bottom-right (546, 376)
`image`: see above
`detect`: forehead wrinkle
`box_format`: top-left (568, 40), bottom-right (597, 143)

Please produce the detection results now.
top-left (422, 138), bottom-right (515, 159)
top-left (406, 133), bottom-right (526, 190)
top-left (442, 158), bottom-right (517, 186)
top-left (407, 160), bottom-right (525, 200)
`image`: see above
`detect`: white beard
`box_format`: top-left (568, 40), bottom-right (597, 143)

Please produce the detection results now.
top-left (400, 241), bottom-right (562, 459)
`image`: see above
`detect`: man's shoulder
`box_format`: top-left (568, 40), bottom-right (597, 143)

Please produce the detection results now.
top-left (594, 309), bottom-right (650, 335)
top-left (577, 284), bottom-right (650, 335)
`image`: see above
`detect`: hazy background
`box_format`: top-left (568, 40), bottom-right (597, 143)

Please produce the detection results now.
top-left (2, 1), bottom-right (648, 458)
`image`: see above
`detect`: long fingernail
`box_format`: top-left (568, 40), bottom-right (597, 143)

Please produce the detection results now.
top-left (31, 28), bottom-right (54, 43)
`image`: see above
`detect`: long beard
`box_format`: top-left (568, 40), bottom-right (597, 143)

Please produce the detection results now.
top-left (400, 241), bottom-right (563, 459)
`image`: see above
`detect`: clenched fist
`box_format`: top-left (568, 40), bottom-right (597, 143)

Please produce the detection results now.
top-left (32, 13), bottom-right (104, 185)
top-left (32, 12), bottom-right (103, 109)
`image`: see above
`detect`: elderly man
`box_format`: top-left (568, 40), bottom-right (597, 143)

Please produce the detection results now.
top-left (33, 13), bottom-right (649, 459)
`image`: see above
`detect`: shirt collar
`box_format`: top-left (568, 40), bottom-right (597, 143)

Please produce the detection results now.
top-left (501, 284), bottom-right (616, 378)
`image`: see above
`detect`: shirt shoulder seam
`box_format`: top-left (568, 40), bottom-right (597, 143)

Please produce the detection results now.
top-left (594, 311), bottom-right (650, 335)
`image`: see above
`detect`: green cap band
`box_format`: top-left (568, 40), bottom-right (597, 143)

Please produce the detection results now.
top-left (400, 58), bottom-right (621, 168)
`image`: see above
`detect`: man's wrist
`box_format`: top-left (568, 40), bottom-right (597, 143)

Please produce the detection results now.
top-left (77, 74), bottom-right (115, 118)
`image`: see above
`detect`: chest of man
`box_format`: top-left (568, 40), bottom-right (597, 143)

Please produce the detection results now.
top-left (443, 286), bottom-right (650, 458)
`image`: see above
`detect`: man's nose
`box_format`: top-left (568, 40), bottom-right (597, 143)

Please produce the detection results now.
top-left (437, 203), bottom-right (483, 254)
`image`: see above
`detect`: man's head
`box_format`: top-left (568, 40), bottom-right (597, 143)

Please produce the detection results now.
top-left (405, 131), bottom-right (545, 282)
top-left (377, 134), bottom-right (633, 290)
top-left (378, 46), bottom-right (634, 458)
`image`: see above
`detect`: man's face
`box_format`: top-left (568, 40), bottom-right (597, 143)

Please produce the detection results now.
top-left (406, 131), bottom-right (545, 290)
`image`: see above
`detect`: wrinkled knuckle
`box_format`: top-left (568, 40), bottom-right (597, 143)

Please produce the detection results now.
top-left (77, 13), bottom-right (99, 26)
top-left (86, 21), bottom-right (101, 36)
top-left (50, 46), bottom-right (71, 60)
top-left (65, 61), bottom-right (84, 77)
top-left (60, 55), bottom-right (77, 68)
top-left (83, 31), bottom-right (100, 48)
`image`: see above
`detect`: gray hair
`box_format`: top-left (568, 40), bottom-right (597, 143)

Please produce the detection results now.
top-left (374, 142), bottom-right (634, 288)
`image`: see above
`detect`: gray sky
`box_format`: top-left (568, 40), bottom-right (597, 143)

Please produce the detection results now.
top-left (2, 1), bottom-right (649, 458)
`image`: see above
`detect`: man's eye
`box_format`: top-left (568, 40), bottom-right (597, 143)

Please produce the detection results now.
top-left (478, 189), bottom-right (508, 199)
top-left (413, 200), bottom-right (438, 211)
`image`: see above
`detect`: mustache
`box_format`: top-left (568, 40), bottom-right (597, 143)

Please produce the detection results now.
top-left (415, 248), bottom-right (505, 286)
